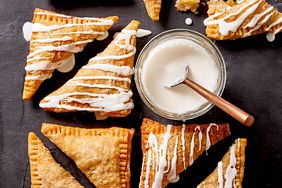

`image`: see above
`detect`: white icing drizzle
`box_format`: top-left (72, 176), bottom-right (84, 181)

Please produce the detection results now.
top-left (39, 91), bottom-right (133, 112)
top-left (27, 40), bottom-right (92, 58)
top-left (136, 29), bottom-right (152, 38)
top-left (144, 132), bottom-right (158, 188)
top-left (25, 55), bottom-right (75, 72)
top-left (70, 76), bottom-right (131, 83)
top-left (243, 12), bottom-right (275, 37)
top-left (244, 6), bottom-right (274, 28)
top-left (181, 124), bottom-right (186, 169)
top-left (90, 29), bottom-right (137, 61)
top-left (167, 137), bottom-right (179, 183)
top-left (152, 125), bottom-right (172, 188)
top-left (40, 28), bottom-right (136, 113)
top-left (224, 145), bottom-right (237, 188)
top-left (204, 0), bottom-right (262, 36)
top-left (217, 161), bottom-right (224, 188)
top-left (82, 64), bottom-right (134, 76)
top-left (205, 123), bottom-right (219, 154)
top-left (189, 126), bottom-right (202, 165)
top-left (266, 16), bottom-right (282, 31)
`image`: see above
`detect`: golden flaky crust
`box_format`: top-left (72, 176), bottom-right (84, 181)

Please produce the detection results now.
top-left (28, 132), bottom-right (83, 188)
top-left (23, 8), bottom-right (119, 100)
top-left (39, 20), bottom-right (140, 120)
top-left (41, 123), bottom-right (135, 188)
top-left (197, 138), bottom-right (247, 188)
top-left (175, 0), bottom-right (200, 12)
top-left (139, 118), bottom-right (231, 188)
top-left (205, 0), bottom-right (282, 40)
top-left (143, 0), bottom-right (162, 21)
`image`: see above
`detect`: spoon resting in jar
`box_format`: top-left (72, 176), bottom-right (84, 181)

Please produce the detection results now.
top-left (164, 64), bottom-right (254, 126)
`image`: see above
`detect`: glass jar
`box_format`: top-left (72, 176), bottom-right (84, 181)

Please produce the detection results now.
top-left (134, 29), bottom-right (226, 121)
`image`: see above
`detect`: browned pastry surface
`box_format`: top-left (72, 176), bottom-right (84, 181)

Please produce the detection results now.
top-left (39, 20), bottom-right (140, 120)
top-left (205, 0), bottom-right (282, 40)
top-left (197, 138), bottom-right (247, 188)
top-left (139, 118), bottom-right (231, 188)
top-left (41, 123), bottom-right (135, 188)
top-left (23, 8), bottom-right (118, 100)
top-left (28, 132), bottom-right (83, 188)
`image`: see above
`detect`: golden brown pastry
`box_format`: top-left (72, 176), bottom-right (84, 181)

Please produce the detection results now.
top-left (197, 138), bottom-right (247, 188)
top-left (23, 8), bottom-right (119, 100)
top-left (39, 20), bottom-right (140, 120)
top-left (204, 0), bottom-right (282, 40)
top-left (175, 0), bottom-right (200, 12)
top-left (143, 0), bottom-right (162, 21)
top-left (41, 123), bottom-right (135, 188)
top-left (28, 132), bottom-right (83, 188)
top-left (139, 118), bottom-right (231, 188)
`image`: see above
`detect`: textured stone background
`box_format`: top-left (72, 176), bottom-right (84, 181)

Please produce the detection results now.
top-left (0, 0), bottom-right (281, 187)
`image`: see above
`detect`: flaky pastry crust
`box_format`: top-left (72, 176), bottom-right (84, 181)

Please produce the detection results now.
top-left (28, 132), bottom-right (83, 188)
top-left (41, 123), bottom-right (135, 188)
top-left (139, 118), bottom-right (231, 188)
top-left (197, 138), bottom-right (247, 188)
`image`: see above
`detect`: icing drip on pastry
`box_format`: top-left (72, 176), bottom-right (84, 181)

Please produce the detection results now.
top-left (152, 125), bottom-right (172, 188)
top-left (189, 126), bottom-right (202, 165)
top-left (204, 0), bottom-right (262, 36)
top-left (181, 124), bottom-right (186, 169)
top-left (144, 133), bottom-right (158, 188)
top-left (206, 123), bottom-right (219, 154)
top-left (39, 28), bottom-right (136, 113)
top-left (96, 31), bottom-right (109, 41)
top-left (167, 137), bottom-right (179, 183)
top-left (266, 17), bottom-right (282, 42)
top-left (224, 145), bottom-right (237, 188)
top-left (217, 161), bottom-right (224, 188)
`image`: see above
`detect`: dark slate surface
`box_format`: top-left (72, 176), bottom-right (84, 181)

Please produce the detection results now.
top-left (0, 0), bottom-right (282, 187)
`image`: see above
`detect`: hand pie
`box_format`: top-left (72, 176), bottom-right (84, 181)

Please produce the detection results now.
top-left (39, 20), bottom-right (140, 120)
top-left (139, 118), bottom-right (231, 188)
top-left (41, 123), bottom-right (135, 188)
top-left (28, 132), bottom-right (83, 188)
top-left (143, 0), bottom-right (162, 21)
top-left (204, 0), bottom-right (282, 40)
top-left (23, 8), bottom-right (119, 100)
top-left (175, 0), bottom-right (200, 12)
top-left (197, 138), bottom-right (247, 188)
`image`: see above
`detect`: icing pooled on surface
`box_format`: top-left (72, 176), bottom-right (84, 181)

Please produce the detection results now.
top-left (185, 18), bottom-right (193, 25)
top-left (137, 29), bottom-right (152, 38)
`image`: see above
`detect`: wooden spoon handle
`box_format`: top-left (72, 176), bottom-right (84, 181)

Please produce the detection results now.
top-left (184, 79), bottom-right (254, 126)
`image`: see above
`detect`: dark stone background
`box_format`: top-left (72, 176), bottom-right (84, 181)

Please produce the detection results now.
top-left (0, 0), bottom-right (281, 187)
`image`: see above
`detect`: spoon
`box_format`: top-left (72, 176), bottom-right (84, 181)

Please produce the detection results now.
top-left (165, 64), bottom-right (254, 126)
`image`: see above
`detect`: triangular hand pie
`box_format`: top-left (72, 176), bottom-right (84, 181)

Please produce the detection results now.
top-left (143, 0), bottom-right (162, 21)
top-left (28, 132), bottom-right (83, 188)
top-left (197, 138), bottom-right (247, 188)
top-left (23, 8), bottom-right (119, 100)
top-left (175, 0), bottom-right (200, 12)
top-left (41, 123), bottom-right (135, 188)
top-left (204, 0), bottom-right (282, 40)
top-left (139, 118), bottom-right (231, 188)
top-left (39, 20), bottom-right (140, 120)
